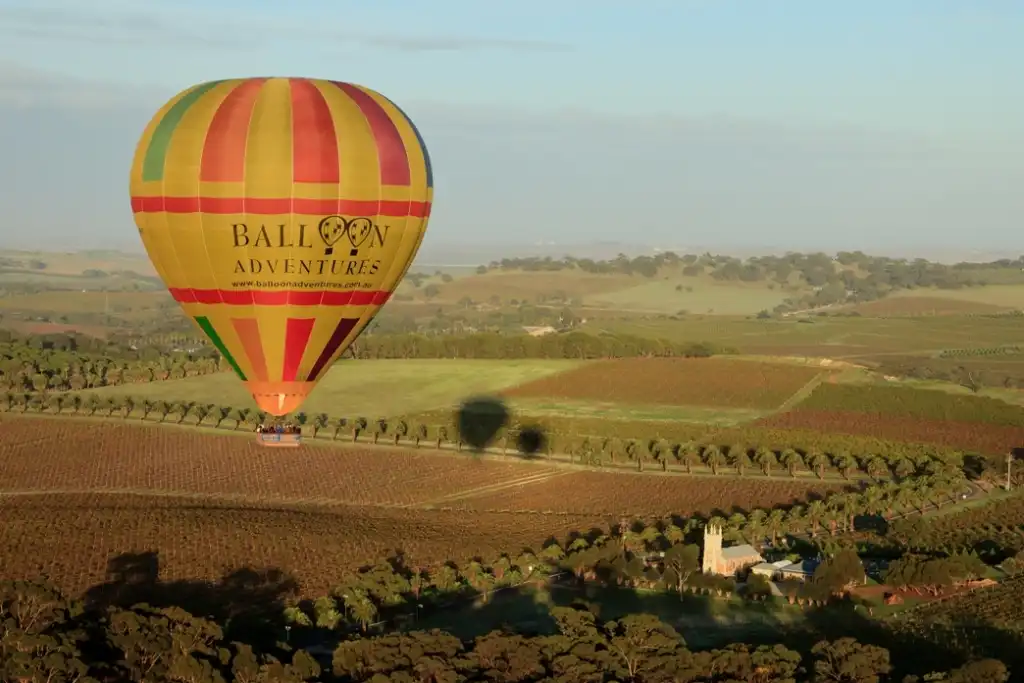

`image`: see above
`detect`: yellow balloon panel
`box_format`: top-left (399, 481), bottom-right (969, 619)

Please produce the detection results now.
top-left (128, 78), bottom-right (432, 415)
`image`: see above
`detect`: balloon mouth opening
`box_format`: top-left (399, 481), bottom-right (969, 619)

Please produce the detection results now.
top-left (246, 381), bottom-right (313, 416)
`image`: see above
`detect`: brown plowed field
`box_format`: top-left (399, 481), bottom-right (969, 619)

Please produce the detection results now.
top-left (503, 357), bottom-right (822, 408)
top-left (452, 470), bottom-right (841, 516)
top-left (0, 493), bottom-right (603, 598)
top-left (755, 409), bottom-right (1024, 454)
top-left (0, 415), bottom-right (842, 598)
top-left (0, 416), bottom-right (559, 507)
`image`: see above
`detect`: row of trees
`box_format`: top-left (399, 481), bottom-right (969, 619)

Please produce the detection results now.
top-left (0, 346), bottom-right (223, 392)
top-left (477, 251), bottom-right (1024, 302)
top-left (2, 578), bottom-right (1008, 682)
top-left (0, 393), bottom-right (971, 484)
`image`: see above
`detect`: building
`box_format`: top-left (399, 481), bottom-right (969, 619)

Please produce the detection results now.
top-left (522, 326), bottom-right (557, 337)
top-left (702, 524), bottom-right (763, 576)
top-left (750, 558), bottom-right (821, 582)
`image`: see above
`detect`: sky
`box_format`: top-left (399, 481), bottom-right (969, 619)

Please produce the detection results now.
top-left (0, 0), bottom-right (1021, 255)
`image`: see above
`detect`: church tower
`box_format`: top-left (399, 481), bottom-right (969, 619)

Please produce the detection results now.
top-left (702, 523), bottom-right (723, 574)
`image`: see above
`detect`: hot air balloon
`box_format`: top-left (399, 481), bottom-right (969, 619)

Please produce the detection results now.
top-left (129, 77), bottom-right (432, 420)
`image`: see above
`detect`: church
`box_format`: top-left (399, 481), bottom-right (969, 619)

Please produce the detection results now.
top-left (701, 523), bottom-right (764, 576)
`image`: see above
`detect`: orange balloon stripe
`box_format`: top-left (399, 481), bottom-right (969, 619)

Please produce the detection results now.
top-left (306, 317), bottom-right (361, 382)
top-left (290, 79), bottom-right (339, 184)
top-left (169, 288), bottom-right (391, 306)
top-left (283, 318), bottom-right (316, 382)
top-left (200, 79), bottom-right (266, 182)
top-left (129, 197), bottom-right (430, 216)
top-left (231, 318), bottom-right (270, 382)
top-left (331, 82), bottom-right (411, 186)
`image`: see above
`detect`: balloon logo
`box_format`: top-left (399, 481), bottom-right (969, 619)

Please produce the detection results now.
top-left (129, 77), bottom-right (433, 416)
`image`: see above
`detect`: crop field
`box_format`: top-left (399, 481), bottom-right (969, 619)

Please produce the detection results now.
top-left (890, 575), bottom-right (1024, 629)
top-left (755, 410), bottom-right (1024, 455)
top-left (889, 494), bottom-right (1024, 557)
top-left (0, 416), bottom-right (849, 598)
top-left (795, 383), bottom-right (1024, 426)
top-left (503, 357), bottom-right (823, 409)
top-left (846, 296), bottom-right (1011, 317)
top-left (78, 359), bottom-right (582, 417)
top-left (452, 470), bottom-right (841, 517)
top-left (0, 418), bottom-right (568, 507)
top-left (593, 315), bottom-right (1024, 358)
top-left (0, 493), bottom-right (604, 598)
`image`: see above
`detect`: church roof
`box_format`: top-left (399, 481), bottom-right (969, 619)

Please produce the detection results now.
top-left (720, 544), bottom-right (762, 561)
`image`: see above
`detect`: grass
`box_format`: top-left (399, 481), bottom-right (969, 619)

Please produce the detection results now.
top-left (0, 290), bottom-right (168, 314)
top-left (420, 270), bottom-right (640, 304)
top-left (76, 359), bottom-right (584, 417)
top-left (586, 279), bottom-right (790, 315)
top-left (510, 399), bottom-right (766, 425)
top-left (0, 249), bottom-right (156, 277)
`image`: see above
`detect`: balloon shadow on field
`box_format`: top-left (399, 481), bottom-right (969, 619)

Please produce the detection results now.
top-left (454, 395), bottom-right (548, 460)
top-left (83, 550), bottom-right (299, 647)
top-left (456, 395), bottom-right (509, 453)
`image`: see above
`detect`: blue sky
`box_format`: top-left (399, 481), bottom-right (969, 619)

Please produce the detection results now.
top-left (0, 0), bottom-right (1021, 254)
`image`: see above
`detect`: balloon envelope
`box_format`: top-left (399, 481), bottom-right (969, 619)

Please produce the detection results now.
top-left (129, 77), bottom-right (432, 415)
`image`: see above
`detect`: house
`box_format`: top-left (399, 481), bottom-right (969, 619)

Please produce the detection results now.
top-left (750, 558), bottom-right (821, 582)
top-left (702, 524), bottom-right (763, 576)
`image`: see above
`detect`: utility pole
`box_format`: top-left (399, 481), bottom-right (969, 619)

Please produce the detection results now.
top-left (1007, 451), bottom-right (1015, 491)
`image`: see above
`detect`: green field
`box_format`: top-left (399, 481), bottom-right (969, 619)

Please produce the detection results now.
top-left (585, 279), bottom-right (789, 315)
top-left (77, 359), bottom-right (584, 417)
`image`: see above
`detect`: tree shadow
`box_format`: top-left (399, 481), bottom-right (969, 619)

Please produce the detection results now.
top-left (82, 550), bottom-right (299, 646)
top-left (456, 395), bottom-right (509, 453)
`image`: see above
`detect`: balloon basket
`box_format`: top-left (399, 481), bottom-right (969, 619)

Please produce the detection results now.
top-left (257, 433), bottom-right (302, 448)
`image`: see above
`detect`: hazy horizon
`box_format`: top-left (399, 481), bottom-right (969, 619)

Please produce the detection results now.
top-left (1, 0), bottom-right (1021, 256)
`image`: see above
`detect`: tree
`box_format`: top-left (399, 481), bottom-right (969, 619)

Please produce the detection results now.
top-left (729, 444), bottom-right (750, 475)
top-left (703, 445), bottom-right (724, 475)
top-left (780, 448), bottom-right (803, 477)
top-left (414, 423), bottom-right (428, 448)
top-left (811, 548), bottom-right (866, 596)
top-left (393, 419), bottom-right (409, 445)
top-left (311, 413), bottom-right (329, 438)
top-left (811, 638), bottom-right (891, 683)
top-left (661, 543), bottom-right (699, 597)
top-left (754, 447), bottom-right (776, 476)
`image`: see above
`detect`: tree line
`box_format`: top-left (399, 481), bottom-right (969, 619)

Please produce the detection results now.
top-left (475, 251), bottom-right (1024, 306)
top-left (0, 576), bottom-right (1011, 682)
top-left (0, 338), bottom-right (222, 392)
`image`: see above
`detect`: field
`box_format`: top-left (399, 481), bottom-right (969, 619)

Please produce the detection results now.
top-left (584, 279), bottom-right (789, 315)
top-left (0, 415), bottom-right (839, 597)
top-left (419, 270), bottom-right (638, 304)
top-left (755, 410), bottom-right (1024, 455)
top-left (78, 359), bottom-right (583, 417)
top-left (796, 383), bottom-right (1024, 426)
top-left (590, 315), bottom-right (1024, 358)
top-left (889, 494), bottom-right (1024, 556)
top-left (884, 284), bottom-right (1024, 309)
top-left (503, 357), bottom-right (824, 409)
top-left (845, 296), bottom-right (1012, 317)
top-left (891, 575), bottom-right (1024, 628)
top-left (451, 470), bottom-right (840, 516)
top-left (0, 290), bottom-right (168, 316)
